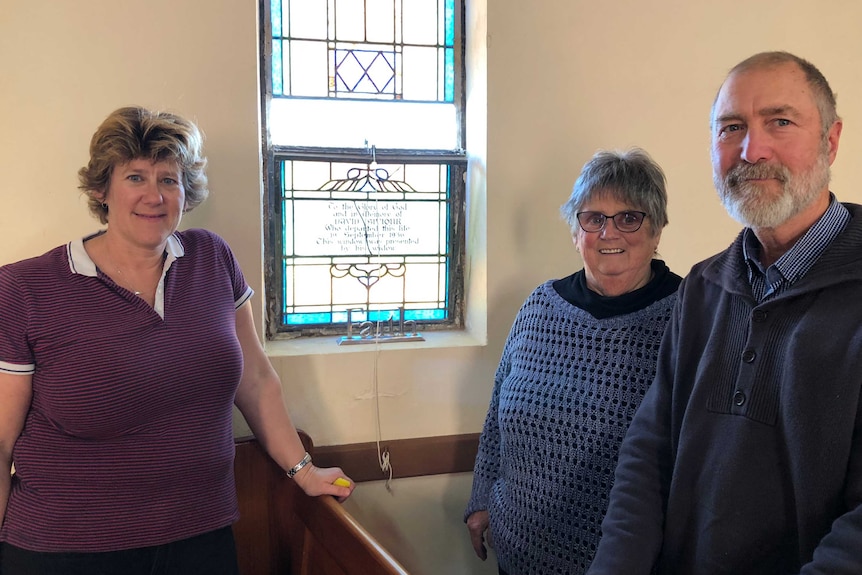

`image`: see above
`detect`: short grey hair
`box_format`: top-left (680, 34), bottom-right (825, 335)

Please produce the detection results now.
top-left (560, 147), bottom-right (669, 237)
top-left (711, 51), bottom-right (840, 136)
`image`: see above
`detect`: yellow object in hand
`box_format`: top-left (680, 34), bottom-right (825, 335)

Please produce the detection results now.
top-left (333, 477), bottom-right (351, 487)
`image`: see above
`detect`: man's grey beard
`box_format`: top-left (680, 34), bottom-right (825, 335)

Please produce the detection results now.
top-left (713, 152), bottom-right (831, 229)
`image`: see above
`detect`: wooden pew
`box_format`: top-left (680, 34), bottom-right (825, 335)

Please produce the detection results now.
top-left (233, 434), bottom-right (409, 575)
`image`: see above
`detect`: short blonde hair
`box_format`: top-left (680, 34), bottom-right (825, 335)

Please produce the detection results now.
top-left (78, 106), bottom-right (209, 224)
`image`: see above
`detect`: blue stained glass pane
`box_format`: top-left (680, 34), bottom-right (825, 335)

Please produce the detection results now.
top-left (286, 307), bottom-right (445, 326)
top-left (444, 48), bottom-right (454, 102)
top-left (363, 310), bottom-right (388, 322)
top-left (407, 309), bottom-right (446, 320)
top-left (273, 40), bottom-right (284, 95)
top-left (332, 310), bottom-right (356, 323)
top-left (271, 0), bottom-right (282, 37)
top-left (444, 0), bottom-right (454, 46)
top-left (287, 312), bottom-right (332, 325)
top-left (366, 309), bottom-right (439, 322)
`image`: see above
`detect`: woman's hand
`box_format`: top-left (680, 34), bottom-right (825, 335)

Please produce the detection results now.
top-left (292, 463), bottom-right (355, 502)
top-left (466, 510), bottom-right (493, 560)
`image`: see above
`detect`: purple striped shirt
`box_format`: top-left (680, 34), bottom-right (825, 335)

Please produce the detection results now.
top-left (0, 228), bottom-right (253, 552)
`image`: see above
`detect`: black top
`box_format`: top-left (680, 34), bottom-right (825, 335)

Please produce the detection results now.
top-left (552, 259), bottom-right (682, 319)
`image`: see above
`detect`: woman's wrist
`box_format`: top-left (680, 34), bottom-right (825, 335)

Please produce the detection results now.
top-left (286, 451), bottom-right (312, 478)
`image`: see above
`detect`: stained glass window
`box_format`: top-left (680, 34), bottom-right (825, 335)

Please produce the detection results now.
top-left (261, 0), bottom-right (466, 338)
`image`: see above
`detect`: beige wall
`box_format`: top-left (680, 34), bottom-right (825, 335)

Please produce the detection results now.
top-left (3, 1), bottom-right (862, 457)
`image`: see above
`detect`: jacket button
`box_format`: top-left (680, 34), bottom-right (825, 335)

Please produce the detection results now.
top-left (742, 349), bottom-right (756, 363)
top-left (734, 390), bottom-right (746, 406)
top-left (753, 309), bottom-right (767, 322)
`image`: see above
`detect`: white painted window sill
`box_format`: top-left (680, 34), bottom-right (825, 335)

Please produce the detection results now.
top-left (264, 329), bottom-right (486, 357)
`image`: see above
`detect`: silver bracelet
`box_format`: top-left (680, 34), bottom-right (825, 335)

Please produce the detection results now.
top-left (286, 451), bottom-right (312, 478)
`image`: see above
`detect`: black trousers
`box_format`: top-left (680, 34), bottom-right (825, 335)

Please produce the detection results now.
top-left (0, 526), bottom-right (239, 575)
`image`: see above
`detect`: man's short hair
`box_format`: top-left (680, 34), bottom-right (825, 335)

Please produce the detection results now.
top-left (712, 51), bottom-right (839, 136)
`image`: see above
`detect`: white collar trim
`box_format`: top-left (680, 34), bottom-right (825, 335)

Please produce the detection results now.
top-left (67, 232), bottom-right (185, 277)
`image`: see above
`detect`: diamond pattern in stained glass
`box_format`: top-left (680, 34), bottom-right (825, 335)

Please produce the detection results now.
top-left (265, 0), bottom-right (464, 334)
top-left (367, 53), bottom-right (396, 93)
top-left (335, 50), bottom-right (396, 95)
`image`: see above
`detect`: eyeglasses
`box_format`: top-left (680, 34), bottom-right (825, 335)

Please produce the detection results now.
top-left (575, 211), bottom-right (647, 233)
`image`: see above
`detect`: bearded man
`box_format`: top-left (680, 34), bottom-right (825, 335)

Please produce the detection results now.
top-left (587, 51), bottom-right (862, 575)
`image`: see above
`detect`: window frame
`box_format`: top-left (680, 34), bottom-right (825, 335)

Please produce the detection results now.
top-left (259, 0), bottom-right (468, 340)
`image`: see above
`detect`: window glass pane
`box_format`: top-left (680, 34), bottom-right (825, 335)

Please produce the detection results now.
top-left (293, 264), bottom-right (335, 305)
top-left (404, 261), bottom-right (444, 301)
top-left (404, 308), bottom-right (445, 321)
top-left (444, 47), bottom-right (454, 101)
top-left (292, 199), bottom-right (441, 256)
top-left (334, 45), bottom-right (396, 96)
top-left (332, 267), bottom-right (372, 304)
top-left (402, 46), bottom-right (439, 101)
top-left (403, 164), bottom-right (444, 191)
top-left (402, 0), bottom-right (437, 45)
top-left (271, 0), bottom-right (282, 37)
top-left (272, 40), bottom-right (285, 95)
top-left (270, 99), bottom-right (457, 148)
top-left (290, 0), bottom-right (327, 40)
top-left (287, 311), bottom-right (333, 325)
top-left (282, 192), bottom-right (294, 255)
top-left (277, 0), bottom-right (453, 103)
top-left (283, 263), bottom-right (293, 306)
top-left (368, 272), bottom-right (405, 303)
top-left (264, 0), bottom-right (464, 335)
top-left (444, 0), bottom-right (455, 45)
top-left (335, 0), bottom-right (365, 41)
top-left (292, 160), bottom-right (333, 191)
top-left (366, 0), bottom-right (395, 43)
top-left (438, 201), bottom-right (448, 253)
top-left (290, 40), bottom-right (329, 97)
top-left (289, 0), bottom-right (327, 39)
top-left (277, 158), bottom-right (457, 328)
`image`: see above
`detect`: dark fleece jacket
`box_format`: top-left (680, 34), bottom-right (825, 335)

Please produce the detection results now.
top-left (590, 203), bottom-right (862, 575)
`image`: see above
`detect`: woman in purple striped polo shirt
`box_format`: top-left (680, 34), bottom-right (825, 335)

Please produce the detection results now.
top-left (0, 106), bottom-right (354, 575)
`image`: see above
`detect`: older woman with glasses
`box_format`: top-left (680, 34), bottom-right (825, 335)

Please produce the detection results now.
top-left (465, 148), bottom-right (682, 575)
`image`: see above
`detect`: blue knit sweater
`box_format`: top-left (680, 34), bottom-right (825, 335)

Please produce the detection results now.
top-left (466, 263), bottom-right (680, 575)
